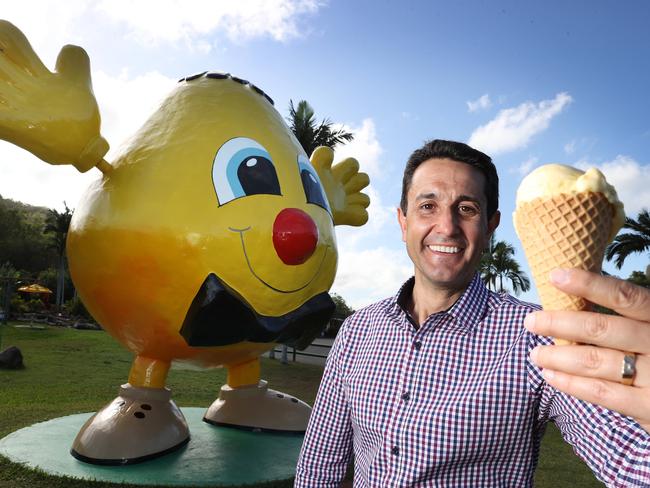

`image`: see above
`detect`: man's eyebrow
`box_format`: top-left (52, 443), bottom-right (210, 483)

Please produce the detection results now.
top-left (415, 192), bottom-right (482, 206)
top-left (457, 194), bottom-right (482, 206)
top-left (415, 192), bottom-right (436, 200)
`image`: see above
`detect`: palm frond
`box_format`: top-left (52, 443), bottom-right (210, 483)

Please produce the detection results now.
top-left (287, 99), bottom-right (354, 156)
top-left (605, 209), bottom-right (650, 269)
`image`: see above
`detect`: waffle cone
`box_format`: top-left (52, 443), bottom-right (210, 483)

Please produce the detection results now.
top-left (514, 192), bottom-right (613, 345)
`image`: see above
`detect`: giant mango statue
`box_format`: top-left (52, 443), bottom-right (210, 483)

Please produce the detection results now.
top-left (0, 20), bottom-right (370, 464)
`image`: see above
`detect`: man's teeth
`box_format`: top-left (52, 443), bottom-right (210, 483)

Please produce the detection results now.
top-left (428, 245), bottom-right (461, 253)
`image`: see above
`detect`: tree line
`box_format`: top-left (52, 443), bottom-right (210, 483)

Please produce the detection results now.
top-left (0, 196), bottom-right (75, 307)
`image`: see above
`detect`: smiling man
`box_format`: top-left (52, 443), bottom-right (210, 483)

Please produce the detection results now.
top-left (396, 153), bottom-right (500, 324)
top-left (294, 139), bottom-right (650, 487)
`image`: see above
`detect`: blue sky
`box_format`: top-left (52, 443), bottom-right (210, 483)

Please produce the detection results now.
top-left (1, 0), bottom-right (649, 308)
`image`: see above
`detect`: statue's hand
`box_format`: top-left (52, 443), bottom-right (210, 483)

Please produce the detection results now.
top-left (310, 146), bottom-right (370, 226)
top-left (0, 20), bottom-right (109, 172)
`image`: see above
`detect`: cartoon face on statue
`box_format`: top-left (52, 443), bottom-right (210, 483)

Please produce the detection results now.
top-left (0, 21), bottom-right (370, 465)
top-left (69, 75), bottom-right (339, 366)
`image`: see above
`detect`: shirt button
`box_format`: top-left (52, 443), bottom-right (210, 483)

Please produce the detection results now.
top-left (401, 392), bottom-right (410, 401)
top-left (413, 341), bottom-right (422, 350)
top-left (391, 446), bottom-right (400, 456)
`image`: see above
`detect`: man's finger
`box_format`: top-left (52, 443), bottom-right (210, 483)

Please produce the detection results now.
top-left (531, 345), bottom-right (650, 386)
top-left (551, 268), bottom-right (650, 322)
top-left (525, 310), bottom-right (650, 353)
top-left (540, 369), bottom-right (650, 426)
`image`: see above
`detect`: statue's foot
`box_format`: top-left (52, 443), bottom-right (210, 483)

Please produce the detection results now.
top-left (71, 383), bottom-right (189, 465)
top-left (204, 380), bottom-right (310, 433)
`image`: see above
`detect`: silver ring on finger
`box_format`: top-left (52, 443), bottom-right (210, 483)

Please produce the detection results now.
top-left (621, 352), bottom-right (637, 386)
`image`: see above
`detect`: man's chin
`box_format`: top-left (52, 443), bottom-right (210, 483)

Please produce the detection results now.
top-left (416, 267), bottom-right (475, 291)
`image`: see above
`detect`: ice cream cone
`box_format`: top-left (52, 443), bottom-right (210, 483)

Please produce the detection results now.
top-left (514, 192), bottom-right (612, 345)
top-left (513, 165), bottom-right (625, 346)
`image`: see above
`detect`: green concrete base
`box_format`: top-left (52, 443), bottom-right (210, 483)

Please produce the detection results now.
top-left (0, 407), bottom-right (304, 486)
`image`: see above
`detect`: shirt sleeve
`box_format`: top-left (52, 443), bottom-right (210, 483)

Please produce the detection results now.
top-left (528, 331), bottom-right (650, 487)
top-left (294, 321), bottom-right (354, 487)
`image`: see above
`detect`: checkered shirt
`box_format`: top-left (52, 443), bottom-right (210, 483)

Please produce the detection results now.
top-left (295, 274), bottom-right (650, 487)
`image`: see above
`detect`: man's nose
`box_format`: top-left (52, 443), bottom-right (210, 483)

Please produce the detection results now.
top-left (434, 207), bottom-right (459, 235)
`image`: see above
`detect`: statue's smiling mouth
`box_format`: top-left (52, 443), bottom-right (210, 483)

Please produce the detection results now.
top-left (228, 226), bottom-right (328, 293)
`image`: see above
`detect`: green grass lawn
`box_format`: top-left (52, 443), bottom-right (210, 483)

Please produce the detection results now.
top-left (0, 323), bottom-right (602, 487)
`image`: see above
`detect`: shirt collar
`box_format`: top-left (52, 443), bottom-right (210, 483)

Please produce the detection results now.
top-left (446, 273), bottom-right (489, 332)
top-left (387, 273), bottom-right (489, 333)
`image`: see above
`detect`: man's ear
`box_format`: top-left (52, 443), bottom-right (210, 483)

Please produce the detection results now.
top-left (487, 210), bottom-right (501, 237)
top-left (397, 207), bottom-right (407, 243)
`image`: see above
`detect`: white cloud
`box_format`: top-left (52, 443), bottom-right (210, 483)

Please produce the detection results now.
top-left (467, 94), bottom-right (492, 112)
top-left (334, 184), bottom-right (396, 251)
top-left (330, 164), bottom-right (407, 309)
top-left (401, 111), bottom-right (419, 121)
top-left (333, 118), bottom-right (383, 179)
top-left (564, 140), bottom-right (576, 154)
top-left (332, 244), bottom-right (412, 310)
top-left (96, 0), bottom-right (323, 49)
top-left (0, 1), bottom-right (91, 64)
top-left (576, 155), bottom-right (650, 216)
top-left (1, 0), bottom-right (323, 58)
top-left (0, 146), bottom-right (95, 212)
top-left (0, 69), bottom-right (176, 211)
top-left (511, 156), bottom-right (538, 176)
top-left (468, 92), bottom-right (573, 155)
top-left (363, 185), bottom-right (394, 233)
top-left (93, 70), bottom-right (178, 157)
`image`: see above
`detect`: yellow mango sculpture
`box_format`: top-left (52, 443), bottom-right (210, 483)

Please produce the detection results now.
top-left (0, 20), bottom-right (370, 464)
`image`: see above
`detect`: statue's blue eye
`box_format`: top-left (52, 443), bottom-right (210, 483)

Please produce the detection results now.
top-left (212, 137), bottom-right (281, 205)
top-left (298, 155), bottom-right (330, 215)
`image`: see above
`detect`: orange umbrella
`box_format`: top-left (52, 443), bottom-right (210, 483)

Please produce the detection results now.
top-left (18, 284), bottom-right (53, 294)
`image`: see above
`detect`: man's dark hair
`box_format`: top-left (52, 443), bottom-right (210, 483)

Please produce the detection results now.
top-left (400, 139), bottom-right (499, 219)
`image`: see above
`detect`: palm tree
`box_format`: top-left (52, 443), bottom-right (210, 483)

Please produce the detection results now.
top-left (287, 100), bottom-right (354, 156)
top-left (479, 236), bottom-right (531, 295)
top-left (44, 203), bottom-right (73, 309)
top-left (606, 209), bottom-right (650, 278)
top-left (479, 237), bottom-right (498, 291)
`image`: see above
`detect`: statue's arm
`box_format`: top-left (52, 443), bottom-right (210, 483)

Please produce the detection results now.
top-left (0, 20), bottom-right (109, 173)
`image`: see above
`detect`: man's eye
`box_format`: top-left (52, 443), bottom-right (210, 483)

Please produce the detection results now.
top-left (420, 203), bottom-right (434, 211)
top-left (459, 205), bottom-right (478, 215)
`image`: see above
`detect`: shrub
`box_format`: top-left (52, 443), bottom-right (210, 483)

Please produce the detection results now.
top-left (25, 298), bottom-right (45, 313)
top-left (10, 295), bottom-right (29, 315)
top-left (64, 296), bottom-right (93, 320)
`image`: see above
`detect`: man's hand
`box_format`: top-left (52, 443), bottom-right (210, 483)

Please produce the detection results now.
top-left (310, 146), bottom-right (370, 226)
top-left (525, 268), bottom-right (650, 433)
top-left (0, 20), bottom-right (109, 172)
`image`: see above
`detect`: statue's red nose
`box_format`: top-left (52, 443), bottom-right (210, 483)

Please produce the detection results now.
top-left (272, 208), bottom-right (318, 265)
